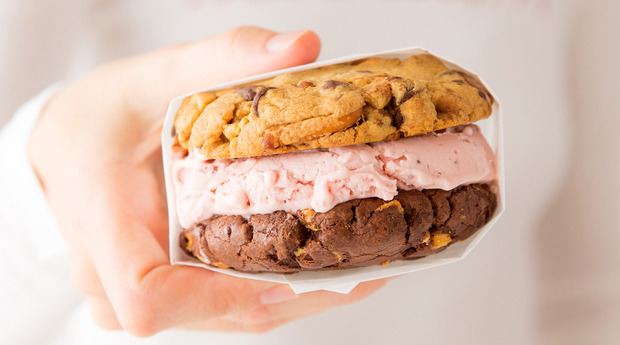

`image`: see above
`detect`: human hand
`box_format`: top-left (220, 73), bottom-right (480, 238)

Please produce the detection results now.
top-left (29, 26), bottom-right (387, 336)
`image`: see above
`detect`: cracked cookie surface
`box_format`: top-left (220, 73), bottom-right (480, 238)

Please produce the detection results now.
top-left (180, 183), bottom-right (497, 272)
top-left (173, 54), bottom-right (493, 159)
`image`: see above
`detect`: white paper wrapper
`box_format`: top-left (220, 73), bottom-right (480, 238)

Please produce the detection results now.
top-left (162, 47), bottom-right (504, 294)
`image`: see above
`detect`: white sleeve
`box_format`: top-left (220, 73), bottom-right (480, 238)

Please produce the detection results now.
top-left (0, 84), bottom-right (84, 344)
top-left (0, 84), bottom-right (65, 261)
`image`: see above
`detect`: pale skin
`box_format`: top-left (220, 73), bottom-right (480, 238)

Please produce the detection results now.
top-left (28, 26), bottom-right (387, 337)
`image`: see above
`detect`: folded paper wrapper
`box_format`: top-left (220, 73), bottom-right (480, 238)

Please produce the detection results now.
top-left (162, 47), bottom-right (505, 294)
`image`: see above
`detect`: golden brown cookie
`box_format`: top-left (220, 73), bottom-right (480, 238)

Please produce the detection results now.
top-left (173, 54), bottom-right (493, 159)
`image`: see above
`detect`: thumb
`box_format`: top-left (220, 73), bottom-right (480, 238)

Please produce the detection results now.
top-left (110, 26), bottom-right (321, 117)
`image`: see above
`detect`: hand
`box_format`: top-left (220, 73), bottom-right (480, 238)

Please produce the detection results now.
top-left (29, 26), bottom-right (387, 336)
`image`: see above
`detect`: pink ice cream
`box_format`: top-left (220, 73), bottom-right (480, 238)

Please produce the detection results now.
top-left (172, 125), bottom-right (496, 228)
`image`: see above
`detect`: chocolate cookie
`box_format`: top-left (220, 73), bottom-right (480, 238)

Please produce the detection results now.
top-left (180, 183), bottom-right (497, 273)
top-left (173, 54), bottom-right (493, 159)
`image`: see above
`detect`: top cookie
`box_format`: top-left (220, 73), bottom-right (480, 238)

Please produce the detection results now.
top-left (173, 54), bottom-right (493, 159)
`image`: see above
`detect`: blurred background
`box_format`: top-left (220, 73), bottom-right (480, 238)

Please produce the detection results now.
top-left (1, 0), bottom-right (618, 344)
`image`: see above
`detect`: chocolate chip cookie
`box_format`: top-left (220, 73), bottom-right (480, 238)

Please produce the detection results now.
top-left (173, 54), bottom-right (493, 159)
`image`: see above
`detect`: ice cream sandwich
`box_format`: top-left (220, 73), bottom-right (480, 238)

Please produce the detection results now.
top-left (171, 54), bottom-right (497, 272)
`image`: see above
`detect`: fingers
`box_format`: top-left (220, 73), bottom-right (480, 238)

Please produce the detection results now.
top-left (108, 26), bottom-right (321, 118)
top-left (235, 279), bottom-right (387, 326)
top-left (180, 279), bottom-right (387, 334)
top-left (85, 269), bottom-right (386, 335)
top-left (105, 264), bottom-right (287, 337)
top-left (84, 279), bottom-right (386, 334)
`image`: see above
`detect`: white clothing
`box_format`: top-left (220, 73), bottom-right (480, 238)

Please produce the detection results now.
top-left (1, 0), bottom-right (619, 344)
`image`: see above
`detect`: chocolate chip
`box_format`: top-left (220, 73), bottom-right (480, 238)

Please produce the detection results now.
top-left (452, 80), bottom-right (465, 85)
top-left (392, 108), bottom-right (404, 128)
top-left (322, 80), bottom-right (350, 89)
top-left (171, 126), bottom-right (176, 137)
top-left (386, 76), bottom-right (403, 81)
top-left (251, 87), bottom-right (275, 116)
top-left (236, 85), bottom-right (263, 101)
top-left (385, 95), bottom-right (403, 128)
top-left (478, 90), bottom-right (488, 100)
top-left (400, 88), bottom-right (420, 105)
top-left (297, 80), bottom-right (315, 89)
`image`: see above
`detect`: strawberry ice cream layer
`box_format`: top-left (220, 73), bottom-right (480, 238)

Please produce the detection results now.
top-left (172, 125), bottom-right (496, 228)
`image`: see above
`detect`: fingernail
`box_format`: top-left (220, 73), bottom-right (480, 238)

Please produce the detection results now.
top-left (260, 285), bottom-right (299, 305)
top-left (265, 30), bottom-right (307, 53)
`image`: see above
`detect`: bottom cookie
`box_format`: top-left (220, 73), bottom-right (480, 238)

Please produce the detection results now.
top-left (180, 183), bottom-right (497, 273)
